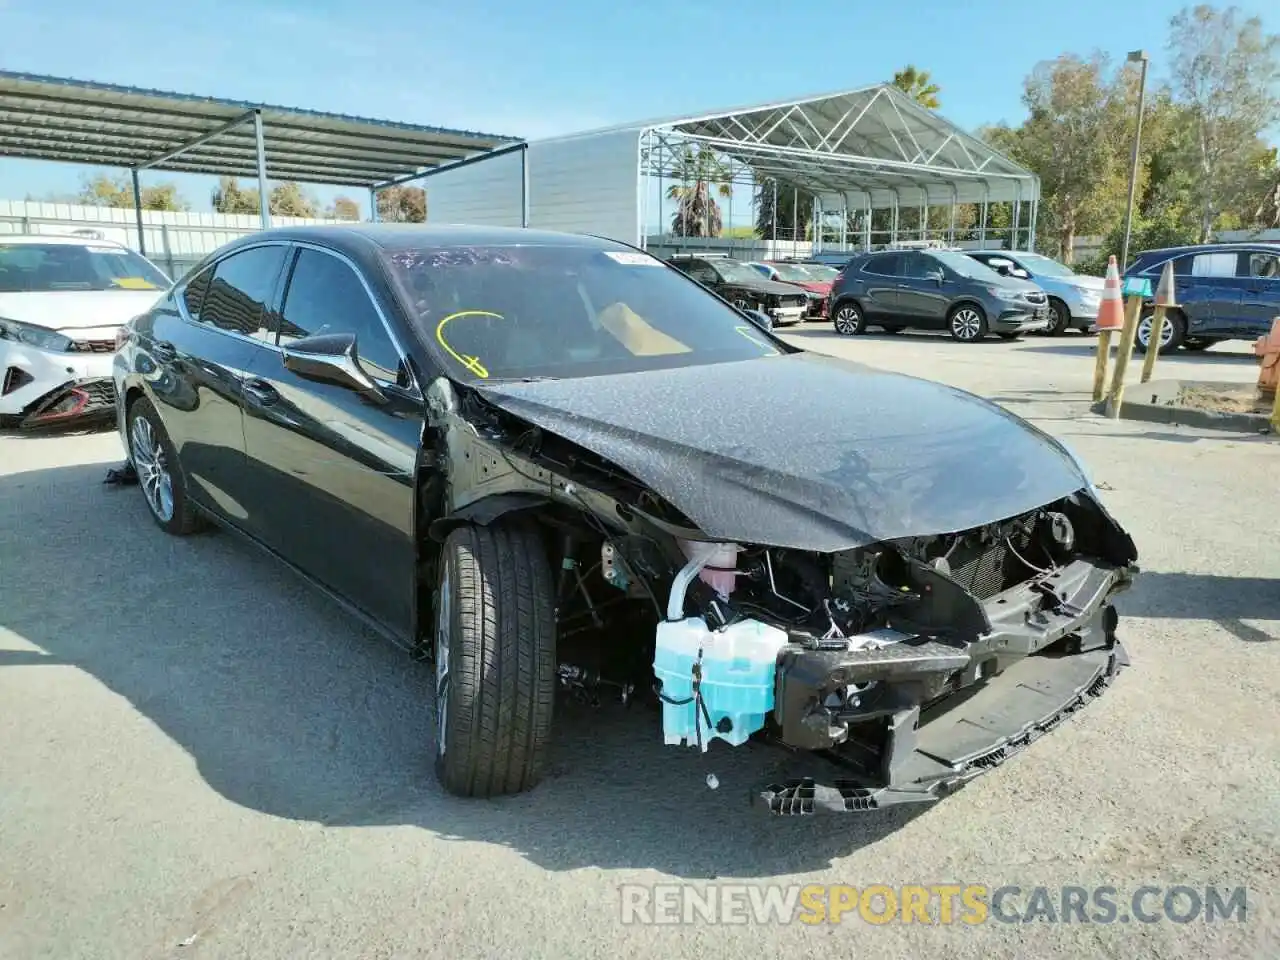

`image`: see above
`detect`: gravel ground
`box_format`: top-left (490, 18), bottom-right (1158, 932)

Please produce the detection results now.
top-left (1, 329), bottom-right (1277, 959)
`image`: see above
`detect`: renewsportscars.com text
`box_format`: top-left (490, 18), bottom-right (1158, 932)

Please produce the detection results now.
top-left (618, 883), bottom-right (1249, 926)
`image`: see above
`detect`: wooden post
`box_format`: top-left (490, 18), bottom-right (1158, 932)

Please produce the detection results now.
top-left (1092, 331), bottom-right (1112, 402)
top-left (1272, 374), bottom-right (1280, 435)
top-left (1105, 296), bottom-right (1144, 418)
top-left (1140, 304), bottom-right (1166, 383)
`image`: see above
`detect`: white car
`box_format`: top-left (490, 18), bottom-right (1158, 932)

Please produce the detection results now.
top-left (0, 234), bottom-right (170, 428)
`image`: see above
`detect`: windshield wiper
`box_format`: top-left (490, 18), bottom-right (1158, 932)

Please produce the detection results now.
top-left (484, 375), bottom-right (560, 384)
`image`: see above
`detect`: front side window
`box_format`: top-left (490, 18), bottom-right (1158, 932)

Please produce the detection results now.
top-left (280, 248), bottom-right (403, 383)
top-left (386, 243), bottom-right (781, 382)
top-left (683, 261), bottom-right (720, 284)
top-left (0, 242), bottom-right (170, 293)
top-left (199, 245), bottom-right (287, 340)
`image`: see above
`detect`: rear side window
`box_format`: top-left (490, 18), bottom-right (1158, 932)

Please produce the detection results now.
top-left (279, 248), bottom-right (404, 383)
top-left (863, 253), bottom-right (903, 276)
top-left (200, 245), bottom-right (287, 341)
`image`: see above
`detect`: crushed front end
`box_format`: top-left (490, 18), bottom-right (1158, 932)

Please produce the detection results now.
top-left (647, 494), bottom-right (1137, 815)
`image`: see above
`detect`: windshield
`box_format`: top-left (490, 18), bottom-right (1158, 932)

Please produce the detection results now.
top-left (766, 262), bottom-right (818, 283)
top-left (386, 244), bottom-right (782, 381)
top-left (931, 250), bottom-right (1006, 282)
top-left (715, 259), bottom-right (768, 284)
top-left (0, 243), bottom-right (170, 293)
top-left (1015, 252), bottom-right (1076, 278)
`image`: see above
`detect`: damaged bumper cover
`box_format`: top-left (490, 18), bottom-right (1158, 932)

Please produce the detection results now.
top-left (757, 558), bottom-right (1133, 815)
top-left (3, 376), bottom-right (117, 429)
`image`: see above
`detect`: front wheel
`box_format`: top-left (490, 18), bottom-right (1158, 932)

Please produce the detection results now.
top-left (1135, 310), bottom-right (1186, 353)
top-left (948, 304), bottom-right (988, 343)
top-left (1045, 299), bottom-right (1072, 336)
top-left (832, 301), bottom-right (867, 336)
top-left (434, 522), bottom-right (556, 798)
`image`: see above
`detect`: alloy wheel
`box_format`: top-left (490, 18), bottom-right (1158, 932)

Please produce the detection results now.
top-left (952, 308), bottom-right (983, 341)
top-left (1137, 314), bottom-right (1173, 349)
top-left (129, 414), bottom-right (174, 522)
top-left (833, 305), bottom-right (862, 335)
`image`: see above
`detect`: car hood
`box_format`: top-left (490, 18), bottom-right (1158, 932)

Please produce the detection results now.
top-left (798, 281), bottom-right (832, 295)
top-left (476, 353), bottom-right (1090, 552)
top-left (1037, 274), bottom-right (1105, 296)
top-left (0, 290), bottom-right (165, 331)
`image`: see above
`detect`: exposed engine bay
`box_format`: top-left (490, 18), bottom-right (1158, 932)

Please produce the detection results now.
top-left (424, 375), bottom-right (1139, 814)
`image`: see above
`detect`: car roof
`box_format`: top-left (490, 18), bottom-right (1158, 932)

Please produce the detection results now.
top-left (1133, 241), bottom-right (1280, 259)
top-left (0, 232), bottom-right (129, 248)
top-left (219, 223), bottom-right (633, 259)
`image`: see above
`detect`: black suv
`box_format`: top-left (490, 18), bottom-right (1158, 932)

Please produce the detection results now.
top-left (828, 249), bottom-right (1051, 342)
top-left (1124, 243), bottom-right (1280, 353)
top-left (667, 255), bottom-right (809, 326)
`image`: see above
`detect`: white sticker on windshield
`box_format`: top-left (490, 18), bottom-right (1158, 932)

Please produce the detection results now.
top-left (85, 246), bottom-right (119, 254)
top-left (603, 251), bottom-right (661, 266)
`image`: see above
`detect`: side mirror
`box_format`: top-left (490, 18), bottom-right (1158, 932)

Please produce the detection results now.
top-left (746, 309), bottom-right (774, 332)
top-left (928, 269), bottom-right (945, 284)
top-left (280, 331), bottom-right (387, 402)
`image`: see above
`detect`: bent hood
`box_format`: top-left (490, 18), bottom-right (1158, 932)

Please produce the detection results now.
top-left (0, 290), bottom-right (166, 331)
top-left (477, 353), bottom-right (1090, 552)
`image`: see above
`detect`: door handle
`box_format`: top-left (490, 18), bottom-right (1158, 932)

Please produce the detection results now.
top-left (243, 378), bottom-right (279, 405)
top-left (151, 340), bottom-right (176, 362)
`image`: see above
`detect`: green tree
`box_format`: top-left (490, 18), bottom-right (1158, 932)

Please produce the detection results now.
top-left (1167, 4), bottom-right (1280, 240)
top-left (268, 182), bottom-right (319, 218)
top-left (77, 173), bottom-right (188, 211)
top-left (891, 65), bottom-right (941, 109)
top-left (984, 54), bottom-right (1140, 262)
top-left (753, 176), bottom-right (813, 242)
top-left (666, 146), bottom-right (733, 237)
top-left (211, 177), bottom-right (260, 215)
top-left (375, 186), bottom-right (427, 222)
top-left (327, 196), bottom-right (362, 221)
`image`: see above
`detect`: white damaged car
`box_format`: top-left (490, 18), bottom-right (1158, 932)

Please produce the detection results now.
top-left (0, 233), bottom-right (170, 429)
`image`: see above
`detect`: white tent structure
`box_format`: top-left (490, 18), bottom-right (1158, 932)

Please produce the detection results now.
top-left (417, 83), bottom-right (1039, 253)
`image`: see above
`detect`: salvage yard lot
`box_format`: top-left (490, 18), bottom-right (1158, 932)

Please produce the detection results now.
top-left (2, 329), bottom-right (1278, 959)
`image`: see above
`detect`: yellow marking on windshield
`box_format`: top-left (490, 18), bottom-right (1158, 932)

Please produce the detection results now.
top-left (436, 309), bottom-right (503, 378)
top-left (111, 277), bottom-right (159, 290)
top-left (735, 326), bottom-right (778, 355)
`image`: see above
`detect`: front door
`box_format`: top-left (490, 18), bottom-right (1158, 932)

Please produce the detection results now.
top-left (1239, 249), bottom-right (1280, 337)
top-left (240, 244), bottom-right (423, 640)
top-left (896, 252), bottom-right (950, 326)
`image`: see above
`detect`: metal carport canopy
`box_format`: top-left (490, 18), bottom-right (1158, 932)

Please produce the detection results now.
top-left (641, 83), bottom-right (1038, 233)
top-left (0, 70), bottom-right (519, 248)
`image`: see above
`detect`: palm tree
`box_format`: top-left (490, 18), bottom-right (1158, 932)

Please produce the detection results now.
top-left (667, 146), bottom-right (733, 237)
top-left (891, 65), bottom-right (941, 109)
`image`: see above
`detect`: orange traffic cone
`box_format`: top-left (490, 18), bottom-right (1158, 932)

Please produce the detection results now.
top-left (1095, 255), bottom-right (1125, 332)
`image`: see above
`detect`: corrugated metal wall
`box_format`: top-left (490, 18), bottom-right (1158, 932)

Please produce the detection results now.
top-left (525, 129), bottom-right (639, 243)
top-left (423, 149), bottom-right (525, 227)
top-left (0, 200), bottom-right (348, 280)
top-left (423, 128), bottom-right (642, 244)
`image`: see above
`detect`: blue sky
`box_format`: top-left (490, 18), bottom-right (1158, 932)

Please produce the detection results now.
top-left (1, 0), bottom-right (1275, 220)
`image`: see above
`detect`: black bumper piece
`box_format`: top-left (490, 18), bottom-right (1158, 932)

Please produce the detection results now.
top-left (758, 640), bottom-right (1127, 815)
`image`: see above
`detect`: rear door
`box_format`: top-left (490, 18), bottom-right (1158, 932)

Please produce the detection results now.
top-left (239, 244), bottom-right (423, 639)
top-left (1238, 249), bottom-right (1280, 337)
top-left (1163, 251), bottom-right (1241, 336)
top-left (857, 253), bottom-right (903, 318)
top-left (145, 242), bottom-right (288, 523)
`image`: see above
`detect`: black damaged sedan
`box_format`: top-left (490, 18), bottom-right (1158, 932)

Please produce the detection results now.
top-left (112, 225), bottom-right (1138, 814)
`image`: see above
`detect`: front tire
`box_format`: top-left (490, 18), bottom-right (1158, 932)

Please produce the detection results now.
top-left (832, 301), bottom-right (867, 336)
top-left (126, 396), bottom-right (204, 535)
top-left (948, 304), bottom-right (988, 343)
top-left (1046, 299), bottom-right (1072, 336)
top-left (434, 522), bottom-right (556, 798)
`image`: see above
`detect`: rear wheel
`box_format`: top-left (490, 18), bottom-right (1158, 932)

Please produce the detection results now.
top-left (948, 304), bottom-right (988, 343)
top-left (1135, 310), bottom-right (1186, 353)
top-left (126, 396), bottom-right (204, 536)
top-left (434, 521), bottom-right (556, 798)
top-left (832, 301), bottom-right (867, 336)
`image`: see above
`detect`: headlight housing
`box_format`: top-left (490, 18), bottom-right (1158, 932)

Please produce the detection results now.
top-left (986, 286), bottom-right (1026, 302)
top-left (0, 317), bottom-right (74, 352)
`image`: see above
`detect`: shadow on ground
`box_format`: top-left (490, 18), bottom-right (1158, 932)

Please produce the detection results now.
top-left (1018, 342), bottom-right (1256, 364)
top-left (0, 462), bottom-right (922, 878)
top-left (1120, 570), bottom-right (1280, 643)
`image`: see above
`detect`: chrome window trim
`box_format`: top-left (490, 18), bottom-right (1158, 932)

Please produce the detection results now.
top-left (860, 253), bottom-right (905, 279)
top-left (172, 238), bottom-right (420, 394)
